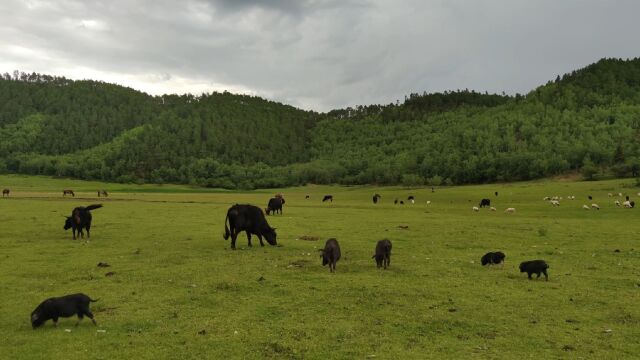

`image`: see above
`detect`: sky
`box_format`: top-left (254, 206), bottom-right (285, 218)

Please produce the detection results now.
top-left (1, 0), bottom-right (639, 111)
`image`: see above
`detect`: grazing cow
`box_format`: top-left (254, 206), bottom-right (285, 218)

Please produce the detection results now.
top-left (31, 293), bottom-right (98, 328)
top-left (550, 200), bottom-right (560, 206)
top-left (408, 195), bottom-right (415, 204)
top-left (305, 195), bottom-right (310, 199)
top-left (400, 200), bottom-right (404, 205)
top-left (97, 190), bottom-right (108, 197)
top-left (265, 197), bottom-right (284, 215)
top-left (591, 203), bottom-right (600, 210)
top-left (322, 195), bottom-right (333, 202)
top-left (504, 208), bottom-right (516, 213)
top-left (481, 251), bottom-right (505, 266)
top-left (519, 260), bottom-right (549, 281)
top-left (64, 204), bottom-right (102, 240)
top-left (320, 238), bottom-right (341, 273)
top-left (490, 206), bottom-right (497, 211)
top-left (472, 206), bottom-right (480, 212)
top-left (372, 194), bottom-right (381, 204)
top-left (2, 189), bottom-right (9, 197)
top-left (394, 199), bottom-right (398, 204)
top-left (479, 198), bottom-right (491, 208)
top-left (582, 204), bottom-right (590, 210)
top-left (588, 195), bottom-right (593, 200)
top-left (63, 190), bottom-right (75, 197)
top-left (372, 239), bottom-right (392, 269)
top-left (223, 204), bottom-right (277, 250)
top-left (495, 191), bottom-right (498, 196)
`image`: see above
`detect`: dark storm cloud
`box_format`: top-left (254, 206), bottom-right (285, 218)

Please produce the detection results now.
top-left (1, 0), bottom-right (639, 111)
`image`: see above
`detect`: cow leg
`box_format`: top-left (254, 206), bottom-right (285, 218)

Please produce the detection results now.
top-left (246, 232), bottom-right (253, 247)
top-left (76, 313), bottom-right (84, 326)
top-left (542, 269), bottom-right (548, 281)
top-left (527, 272), bottom-right (532, 280)
top-left (72, 228), bottom-right (77, 240)
top-left (230, 232), bottom-right (238, 250)
top-left (257, 234), bottom-right (264, 247)
top-left (86, 225), bottom-right (91, 238)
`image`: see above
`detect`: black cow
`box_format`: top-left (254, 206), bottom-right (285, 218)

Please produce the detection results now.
top-left (479, 198), bottom-right (491, 208)
top-left (588, 195), bottom-right (593, 200)
top-left (265, 197), bottom-right (284, 215)
top-left (625, 195), bottom-right (629, 201)
top-left (2, 189), bottom-right (9, 197)
top-left (519, 260), bottom-right (549, 281)
top-left (223, 204), bottom-right (277, 250)
top-left (63, 189), bottom-right (75, 197)
top-left (31, 293), bottom-right (98, 328)
top-left (64, 204), bottom-right (102, 240)
top-left (495, 191), bottom-right (498, 196)
top-left (305, 195), bottom-right (310, 199)
top-left (372, 239), bottom-right (392, 269)
top-left (320, 238), bottom-right (341, 272)
top-left (481, 251), bottom-right (505, 266)
top-left (97, 190), bottom-right (108, 197)
top-left (373, 194), bottom-right (381, 204)
top-left (322, 195), bottom-right (333, 202)
top-left (394, 199), bottom-right (398, 204)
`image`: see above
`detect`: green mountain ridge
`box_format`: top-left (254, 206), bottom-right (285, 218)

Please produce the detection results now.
top-left (1, 58), bottom-right (639, 189)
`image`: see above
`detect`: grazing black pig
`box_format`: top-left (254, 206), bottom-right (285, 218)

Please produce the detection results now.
top-left (31, 293), bottom-right (98, 328)
top-left (320, 238), bottom-right (341, 273)
top-left (372, 239), bottom-right (392, 269)
top-left (481, 251), bottom-right (505, 266)
top-left (519, 260), bottom-right (549, 281)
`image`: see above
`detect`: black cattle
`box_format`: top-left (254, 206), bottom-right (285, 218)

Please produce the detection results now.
top-left (322, 195), bottom-right (333, 202)
top-left (223, 204), bottom-right (277, 250)
top-left (495, 191), bottom-right (498, 196)
top-left (64, 204), bottom-right (102, 240)
top-left (408, 195), bottom-right (415, 201)
top-left (305, 195), bottom-right (310, 199)
top-left (630, 201), bottom-right (635, 208)
top-left (394, 199), bottom-right (398, 204)
top-left (373, 194), bottom-right (381, 204)
top-left (97, 190), bottom-right (108, 197)
top-left (519, 260), bottom-right (549, 281)
top-left (400, 201), bottom-right (404, 204)
top-left (2, 189), bottom-right (9, 197)
top-left (372, 239), bottom-right (392, 269)
top-left (31, 293), bottom-right (98, 328)
top-left (481, 251), bottom-right (505, 266)
top-left (265, 197), bottom-right (284, 215)
top-left (588, 195), bottom-right (593, 200)
top-left (479, 198), bottom-right (491, 208)
top-left (62, 189), bottom-right (75, 197)
top-left (320, 238), bottom-right (341, 272)
top-left (626, 195), bottom-right (629, 201)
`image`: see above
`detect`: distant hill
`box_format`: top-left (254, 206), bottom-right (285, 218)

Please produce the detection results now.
top-left (1, 58), bottom-right (639, 189)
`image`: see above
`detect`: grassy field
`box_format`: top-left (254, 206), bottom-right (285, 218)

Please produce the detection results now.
top-left (0, 174), bottom-right (639, 359)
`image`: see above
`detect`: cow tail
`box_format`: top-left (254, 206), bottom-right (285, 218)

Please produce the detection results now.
top-left (223, 213), bottom-right (230, 240)
top-left (85, 204), bottom-right (103, 211)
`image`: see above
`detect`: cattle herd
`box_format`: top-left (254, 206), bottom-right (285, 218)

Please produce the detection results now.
top-left (0, 187), bottom-right (636, 329)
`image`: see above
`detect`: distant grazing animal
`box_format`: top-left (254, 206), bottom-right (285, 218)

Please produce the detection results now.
top-left (373, 194), bottom-right (381, 204)
top-left (97, 190), bottom-right (108, 197)
top-left (479, 198), bottom-right (491, 208)
top-left (472, 206), bottom-right (479, 212)
top-left (426, 200), bottom-right (431, 205)
top-left (582, 204), bottom-right (590, 210)
top-left (31, 293), bottom-right (98, 328)
top-left (550, 200), bottom-right (560, 206)
top-left (64, 204), bottom-right (103, 240)
top-left (608, 193), bottom-right (613, 197)
top-left (223, 204), bottom-right (277, 250)
top-left (394, 199), bottom-right (398, 204)
top-left (431, 187), bottom-right (435, 193)
top-left (320, 238), bottom-right (341, 273)
top-left (588, 195), bottom-right (593, 200)
top-left (630, 201), bottom-right (635, 208)
top-left (623, 200), bottom-right (632, 208)
top-left (495, 191), bottom-right (498, 196)
top-left (519, 260), bottom-right (549, 281)
top-left (618, 192), bottom-right (623, 197)
top-left (322, 195), bottom-right (333, 202)
top-left (504, 207), bottom-right (516, 213)
top-left (2, 189), bottom-right (9, 197)
top-left (372, 239), bottom-right (392, 269)
top-left (543, 196), bottom-right (551, 201)
top-left (481, 251), bottom-right (505, 266)
top-left (400, 200), bottom-right (404, 205)
top-left (591, 203), bottom-right (600, 210)
top-left (615, 200), bottom-right (621, 207)
top-left (490, 206), bottom-right (496, 211)
top-left (305, 195), bottom-right (310, 199)
top-left (62, 190), bottom-right (75, 197)
top-left (626, 195), bottom-right (629, 201)
top-left (265, 197), bottom-right (284, 215)
top-left (408, 195), bottom-right (415, 204)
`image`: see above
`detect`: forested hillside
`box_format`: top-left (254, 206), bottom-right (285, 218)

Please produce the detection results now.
top-left (1, 58), bottom-right (639, 189)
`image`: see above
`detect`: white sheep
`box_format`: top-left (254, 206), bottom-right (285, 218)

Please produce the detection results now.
top-left (591, 203), bottom-right (600, 210)
top-left (582, 204), bottom-right (590, 210)
top-left (490, 206), bottom-right (496, 211)
top-left (504, 208), bottom-right (516, 213)
top-left (550, 200), bottom-right (560, 206)
top-left (618, 192), bottom-right (623, 197)
top-left (623, 201), bottom-right (631, 208)
top-left (472, 206), bottom-right (479, 212)
top-left (543, 196), bottom-right (551, 201)
top-left (615, 200), bottom-right (621, 206)
top-left (426, 200), bottom-right (431, 205)
top-left (608, 193), bottom-right (613, 197)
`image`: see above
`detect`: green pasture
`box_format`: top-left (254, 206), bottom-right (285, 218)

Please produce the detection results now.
top-left (0, 174), bottom-right (639, 359)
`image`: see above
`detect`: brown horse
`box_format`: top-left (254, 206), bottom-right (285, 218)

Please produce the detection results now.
top-left (97, 190), bottom-right (108, 197)
top-left (63, 190), bottom-right (75, 197)
top-left (2, 189), bottom-right (9, 197)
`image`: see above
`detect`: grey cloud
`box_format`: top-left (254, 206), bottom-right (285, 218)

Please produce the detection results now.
top-left (1, 0), bottom-right (640, 111)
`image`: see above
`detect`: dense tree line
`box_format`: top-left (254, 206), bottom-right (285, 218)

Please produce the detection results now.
top-left (1, 58), bottom-right (639, 188)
